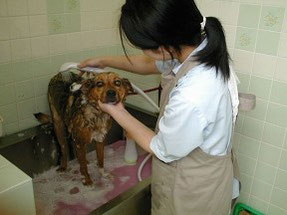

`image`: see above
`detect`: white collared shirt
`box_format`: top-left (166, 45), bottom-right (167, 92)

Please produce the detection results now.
top-left (150, 39), bottom-right (233, 163)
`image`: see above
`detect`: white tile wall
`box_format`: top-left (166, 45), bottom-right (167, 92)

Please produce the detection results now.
top-left (11, 39), bottom-right (31, 61)
top-left (81, 12), bottom-right (95, 31)
top-left (27, 0), bottom-right (47, 15)
top-left (0, 0), bottom-right (7, 17)
top-left (66, 32), bottom-right (82, 51)
top-left (17, 98), bottom-right (36, 120)
top-left (218, 1), bottom-right (240, 25)
top-left (224, 25), bottom-right (237, 49)
top-left (31, 36), bottom-right (50, 58)
top-left (29, 15), bottom-right (49, 37)
top-left (283, 11), bottom-right (287, 32)
top-left (80, 0), bottom-right (97, 12)
top-left (252, 53), bottom-right (277, 78)
top-left (9, 16), bottom-right (30, 39)
top-left (0, 85), bottom-right (15, 106)
top-left (7, 0), bottom-right (28, 16)
top-left (199, 0), bottom-right (220, 17)
top-left (0, 18), bottom-right (10, 40)
top-left (18, 117), bottom-right (38, 130)
top-left (233, 49), bottom-right (254, 74)
top-left (49, 34), bottom-right (67, 55)
top-left (0, 41), bottom-right (11, 63)
top-left (0, 103), bottom-right (18, 124)
top-left (81, 31), bottom-right (97, 50)
top-left (275, 58), bottom-right (287, 82)
top-left (0, 64), bottom-right (13, 85)
top-left (94, 11), bottom-right (117, 29)
top-left (34, 75), bottom-right (50, 97)
top-left (12, 61), bottom-right (33, 83)
top-left (278, 33), bottom-right (287, 58)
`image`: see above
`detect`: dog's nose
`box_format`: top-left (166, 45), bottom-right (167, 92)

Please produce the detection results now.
top-left (106, 90), bottom-right (116, 97)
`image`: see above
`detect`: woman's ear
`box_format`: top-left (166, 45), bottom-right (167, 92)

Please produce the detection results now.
top-left (159, 46), bottom-right (172, 54)
top-left (160, 46), bottom-right (175, 60)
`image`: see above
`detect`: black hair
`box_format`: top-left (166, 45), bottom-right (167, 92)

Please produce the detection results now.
top-left (119, 0), bottom-right (231, 80)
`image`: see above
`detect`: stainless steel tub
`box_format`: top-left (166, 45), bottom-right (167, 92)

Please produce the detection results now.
top-left (0, 104), bottom-right (157, 215)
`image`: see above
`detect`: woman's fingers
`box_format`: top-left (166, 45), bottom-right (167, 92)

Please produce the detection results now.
top-left (79, 58), bottom-right (105, 69)
top-left (98, 101), bottom-right (112, 113)
top-left (98, 101), bottom-right (125, 114)
top-left (79, 59), bottom-right (92, 68)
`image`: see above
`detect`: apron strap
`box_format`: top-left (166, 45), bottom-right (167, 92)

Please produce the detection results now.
top-left (174, 59), bottom-right (199, 84)
top-left (159, 59), bottom-right (199, 115)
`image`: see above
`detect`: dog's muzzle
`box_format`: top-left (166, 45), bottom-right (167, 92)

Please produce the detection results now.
top-left (106, 89), bottom-right (118, 104)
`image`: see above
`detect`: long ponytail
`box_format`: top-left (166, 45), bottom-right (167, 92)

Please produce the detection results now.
top-left (195, 17), bottom-right (231, 81)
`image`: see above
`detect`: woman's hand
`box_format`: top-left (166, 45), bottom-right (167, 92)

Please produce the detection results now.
top-left (98, 101), bottom-right (126, 116)
top-left (78, 57), bottom-right (108, 76)
top-left (98, 100), bottom-right (155, 154)
top-left (79, 57), bottom-right (106, 69)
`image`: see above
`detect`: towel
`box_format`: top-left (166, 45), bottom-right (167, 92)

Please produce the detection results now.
top-left (227, 66), bottom-right (241, 200)
top-left (228, 66), bottom-right (240, 124)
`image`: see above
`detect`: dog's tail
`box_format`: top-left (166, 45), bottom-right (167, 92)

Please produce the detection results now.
top-left (34, 113), bottom-right (52, 124)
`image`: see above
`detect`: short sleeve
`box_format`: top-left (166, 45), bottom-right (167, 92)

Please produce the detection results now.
top-left (150, 92), bottom-right (207, 163)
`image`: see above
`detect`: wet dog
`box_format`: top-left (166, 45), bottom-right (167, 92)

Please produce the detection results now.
top-left (35, 72), bottom-right (133, 185)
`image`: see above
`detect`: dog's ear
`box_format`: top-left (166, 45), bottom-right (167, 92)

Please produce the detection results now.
top-left (122, 78), bottom-right (134, 94)
top-left (80, 79), bottom-right (95, 94)
top-left (70, 79), bottom-right (93, 93)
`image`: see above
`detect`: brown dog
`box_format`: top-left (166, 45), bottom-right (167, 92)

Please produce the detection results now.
top-left (35, 71), bottom-right (133, 185)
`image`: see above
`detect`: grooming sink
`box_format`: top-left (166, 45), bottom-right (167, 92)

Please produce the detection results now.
top-left (0, 104), bottom-right (157, 215)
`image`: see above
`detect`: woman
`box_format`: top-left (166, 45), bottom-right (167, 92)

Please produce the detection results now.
top-left (80, 0), bottom-right (240, 214)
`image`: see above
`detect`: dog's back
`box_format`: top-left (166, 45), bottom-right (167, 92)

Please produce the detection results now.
top-left (48, 72), bottom-right (82, 120)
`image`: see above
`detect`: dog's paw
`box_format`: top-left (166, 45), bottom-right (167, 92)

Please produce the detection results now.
top-left (56, 166), bottom-right (67, 172)
top-left (99, 168), bottom-right (113, 180)
top-left (82, 177), bottom-right (93, 186)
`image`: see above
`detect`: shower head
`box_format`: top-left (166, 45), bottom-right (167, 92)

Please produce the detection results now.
top-left (59, 62), bottom-right (78, 72)
top-left (59, 62), bottom-right (105, 73)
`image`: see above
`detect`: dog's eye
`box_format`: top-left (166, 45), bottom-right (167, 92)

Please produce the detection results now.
top-left (96, 81), bottom-right (104, 87)
top-left (114, 80), bottom-right (121, 86)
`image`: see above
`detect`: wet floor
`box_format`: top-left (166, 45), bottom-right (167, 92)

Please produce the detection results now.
top-left (33, 140), bottom-right (151, 215)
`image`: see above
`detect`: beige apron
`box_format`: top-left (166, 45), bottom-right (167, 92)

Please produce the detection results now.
top-left (151, 58), bottom-right (240, 215)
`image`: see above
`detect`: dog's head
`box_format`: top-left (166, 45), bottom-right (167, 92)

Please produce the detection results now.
top-left (71, 72), bottom-right (133, 105)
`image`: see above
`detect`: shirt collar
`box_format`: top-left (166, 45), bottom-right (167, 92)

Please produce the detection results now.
top-left (172, 38), bottom-right (207, 74)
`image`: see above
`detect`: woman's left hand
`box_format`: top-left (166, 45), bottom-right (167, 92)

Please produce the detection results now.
top-left (98, 101), bottom-right (125, 115)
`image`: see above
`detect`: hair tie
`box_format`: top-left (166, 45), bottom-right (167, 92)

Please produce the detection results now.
top-left (200, 16), bottom-right (206, 31)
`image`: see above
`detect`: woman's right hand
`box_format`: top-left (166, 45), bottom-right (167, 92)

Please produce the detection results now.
top-left (79, 57), bottom-right (107, 69)
top-left (78, 57), bottom-right (108, 77)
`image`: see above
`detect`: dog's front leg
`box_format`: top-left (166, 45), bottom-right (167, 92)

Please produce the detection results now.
top-left (95, 142), bottom-right (104, 174)
top-left (95, 142), bottom-right (110, 178)
top-left (75, 143), bottom-right (93, 185)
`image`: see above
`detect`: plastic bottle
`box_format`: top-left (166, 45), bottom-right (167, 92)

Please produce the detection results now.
top-left (124, 137), bottom-right (138, 165)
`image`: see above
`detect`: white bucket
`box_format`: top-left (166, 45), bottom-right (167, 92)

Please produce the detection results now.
top-left (124, 137), bottom-right (138, 165)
